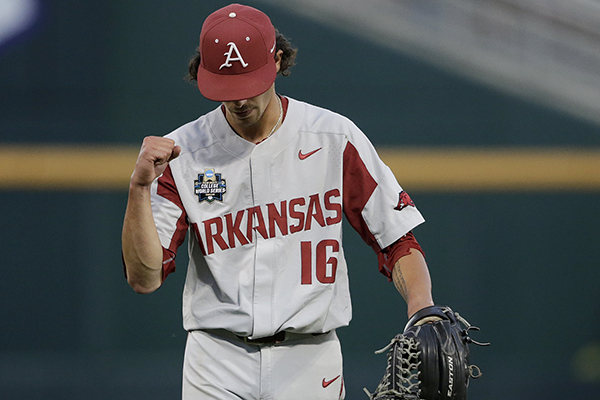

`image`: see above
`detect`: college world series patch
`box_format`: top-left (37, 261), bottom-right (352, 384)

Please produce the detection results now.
top-left (194, 169), bottom-right (227, 203)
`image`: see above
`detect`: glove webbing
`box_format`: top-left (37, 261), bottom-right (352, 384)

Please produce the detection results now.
top-left (363, 335), bottom-right (422, 400)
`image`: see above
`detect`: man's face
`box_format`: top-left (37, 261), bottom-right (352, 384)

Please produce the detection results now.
top-left (222, 84), bottom-right (275, 128)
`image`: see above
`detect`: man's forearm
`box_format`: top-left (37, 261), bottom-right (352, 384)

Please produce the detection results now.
top-left (122, 184), bottom-right (163, 294)
top-left (392, 248), bottom-right (434, 317)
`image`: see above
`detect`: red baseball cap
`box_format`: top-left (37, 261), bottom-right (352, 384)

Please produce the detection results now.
top-left (197, 4), bottom-right (277, 102)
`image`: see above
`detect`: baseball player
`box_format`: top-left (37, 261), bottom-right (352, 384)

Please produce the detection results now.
top-left (122, 4), bottom-right (435, 400)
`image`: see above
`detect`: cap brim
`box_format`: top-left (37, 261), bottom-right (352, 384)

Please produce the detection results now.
top-left (197, 58), bottom-right (277, 102)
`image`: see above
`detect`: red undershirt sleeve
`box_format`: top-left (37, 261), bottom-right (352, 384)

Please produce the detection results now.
top-left (377, 231), bottom-right (425, 281)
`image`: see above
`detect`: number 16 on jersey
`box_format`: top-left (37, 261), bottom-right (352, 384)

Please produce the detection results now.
top-left (301, 240), bottom-right (339, 284)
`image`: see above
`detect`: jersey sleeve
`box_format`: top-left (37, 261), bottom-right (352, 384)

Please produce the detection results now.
top-left (152, 164), bottom-right (189, 280)
top-left (342, 126), bottom-right (425, 263)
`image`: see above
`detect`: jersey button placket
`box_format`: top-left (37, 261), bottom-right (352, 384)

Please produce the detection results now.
top-left (248, 147), bottom-right (275, 339)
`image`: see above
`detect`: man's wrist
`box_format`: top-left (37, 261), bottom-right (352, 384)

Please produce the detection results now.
top-left (407, 299), bottom-right (435, 318)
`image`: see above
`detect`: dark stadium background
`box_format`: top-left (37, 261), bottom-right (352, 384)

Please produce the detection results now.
top-left (1, 1), bottom-right (599, 399)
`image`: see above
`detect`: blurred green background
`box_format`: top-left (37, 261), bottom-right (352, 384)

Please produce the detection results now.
top-left (1, 1), bottom-right (599, 399)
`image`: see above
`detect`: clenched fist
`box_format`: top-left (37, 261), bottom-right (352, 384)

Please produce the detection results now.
top-left (131, 136), bottom-right (181, 187)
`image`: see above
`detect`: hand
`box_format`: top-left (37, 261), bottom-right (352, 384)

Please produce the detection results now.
top-left (131, 136), bottom-right (181, 188)
top-left (413, 315), bottom-right (443, 326)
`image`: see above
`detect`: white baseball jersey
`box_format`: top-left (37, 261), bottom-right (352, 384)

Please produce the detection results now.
top-left (151, 96), bottom-right (425, 339)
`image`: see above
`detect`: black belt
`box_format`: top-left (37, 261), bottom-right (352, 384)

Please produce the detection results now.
top-left (191, 329), bottom-right (331, 346)
top-left (236, 331), bottom-right (330, 346)
top-left (237, 331), bottom-right (287, 345)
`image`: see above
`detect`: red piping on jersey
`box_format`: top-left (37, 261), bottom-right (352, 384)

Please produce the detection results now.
top-left (342, 142), bottom-right (379, 252)
top-left (121, 165), bottom-right (187, 282)
top-left (280, 95), bottom-right (289, 120)
top-left (157, 165), bottom-right (189, 280)
top-left (342, 141), bottom-right (424, 280)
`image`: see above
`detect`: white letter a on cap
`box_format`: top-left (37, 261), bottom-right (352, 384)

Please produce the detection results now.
top-left (219, 42), bottom-right (249, 70)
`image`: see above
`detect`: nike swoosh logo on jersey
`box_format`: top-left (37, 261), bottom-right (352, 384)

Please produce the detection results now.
top-left (298, 147), bottom-right (322, 160)
top-left (322, 375), bottom-right (340, 388)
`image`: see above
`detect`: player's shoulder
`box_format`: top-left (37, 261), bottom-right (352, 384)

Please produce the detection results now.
top-left (287, 97), bottom-right (361, 137)
top-left (163, 107), bottom-right (221, 153)
top-left (288, 97), bottom-right (355, 125)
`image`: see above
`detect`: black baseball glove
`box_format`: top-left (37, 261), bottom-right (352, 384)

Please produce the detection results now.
top-left (364, 305), bottom-right (489, 400)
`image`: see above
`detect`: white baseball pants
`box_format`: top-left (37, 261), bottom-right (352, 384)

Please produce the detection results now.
top-left (182, 329), bottom-right (345, 400)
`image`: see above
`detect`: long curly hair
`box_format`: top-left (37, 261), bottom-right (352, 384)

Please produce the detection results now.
top-left (186, 28), bottom-right (298, 82)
